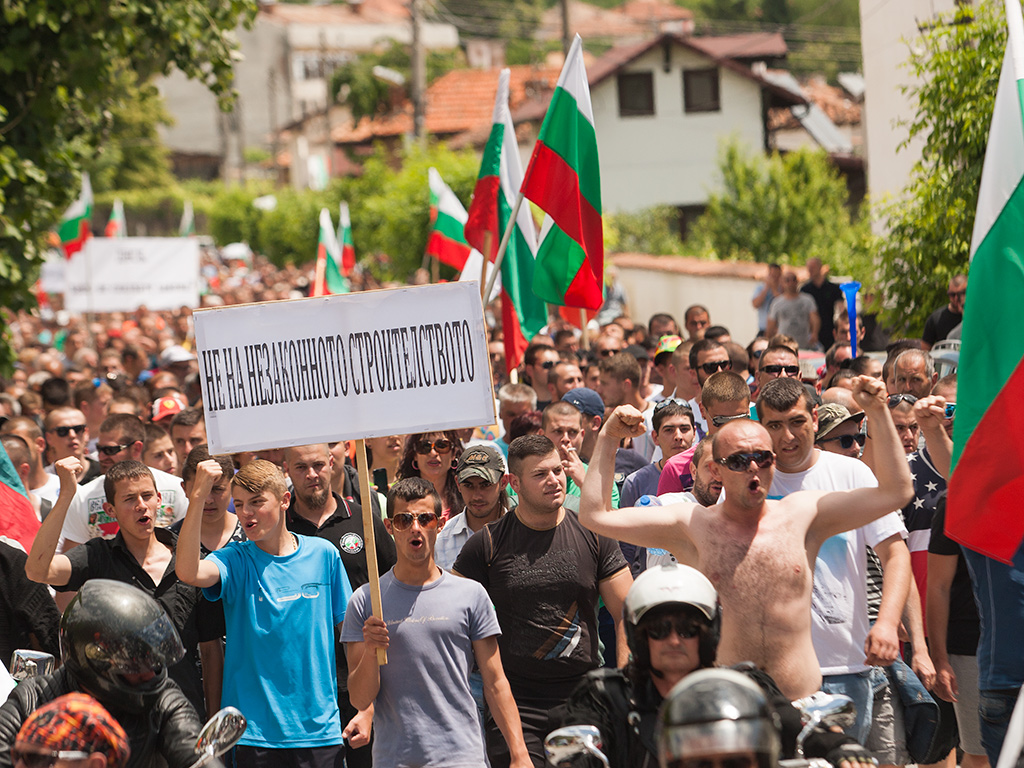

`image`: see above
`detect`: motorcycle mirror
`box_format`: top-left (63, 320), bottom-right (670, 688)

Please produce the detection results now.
top-left (9, 651), bottom-right (55, 682)
top-left (800, 693), bottom-right (856, 730)
top-left (194, 707), bottom-right (247, 759)
top-left (545, 725), bottom-right (610, 768)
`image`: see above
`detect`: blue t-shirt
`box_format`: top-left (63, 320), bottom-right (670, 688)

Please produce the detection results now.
top-left (340, 569), bottom-right (500, 768)
top-left (204, 535), bottom-right (353, 747)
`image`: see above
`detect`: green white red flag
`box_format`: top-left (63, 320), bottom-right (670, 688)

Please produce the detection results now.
top-left (105, 198), bottom-right (127, 238)
top-left (179, 201), bottom-right (195, 237)
top-left (464, 68), bottom-right (547, 372)
top-left (313, 208), bottom-right (348, 296)
top-left (521, 34), bottom-right (603, 310)
top-left (58, 172), bottom-right (93, 258)
top-left (947, 0), bottom-right (1024, 563)
top-left (426, 167), bottom-right (477, 271)
top-left (337, 202), bottom-right (356, 276)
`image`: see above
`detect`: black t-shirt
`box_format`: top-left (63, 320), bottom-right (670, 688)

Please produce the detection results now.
top-left (928, 501), bottom-right (980, 656)
top-left (922, 307), bottom-right (963, 347)
top-left (59, 528), bottom-right (216, 716)
top-left (453, 508), bottom-right (628, 702)
top-left (287, 492), bottom-right (397, 693)
top-left (801, 279), bottom-right (844, 349)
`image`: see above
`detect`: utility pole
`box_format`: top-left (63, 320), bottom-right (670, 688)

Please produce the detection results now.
top-left (411, 0), bottom-right (426, 143)
top-left (561, 0), bottom-right (571, 56)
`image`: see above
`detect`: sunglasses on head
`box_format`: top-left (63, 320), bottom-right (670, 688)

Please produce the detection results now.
top-left (699, 360), bottom-right (731, 375)
top-left (761, 364), bottom-right (800, 376)
top-left (97, 441), bottom-right (134, 456)
top-left (715, 450), bottom-right (775, 472)
top-left (644, 615), bottom-right (705, 640)
top-left (390, 511), bottom-right (440, 531)
top-left (887, 394), bottom-right (918, 408)
top-left (10, 748), bottom-right (91, 768)
top-left (818, 433), bottom-right (866, 450)
top-left (414, 439), bottom-right (452, 455)
top-left (49, 424), bottom-right (86, 438)
top-left (654, 397), bottom-right (689, 413)
top-left (710, 413), bottom-right (748, 428)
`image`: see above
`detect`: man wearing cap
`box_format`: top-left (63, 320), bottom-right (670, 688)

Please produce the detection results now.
top-left (151, 392), bottom-right (188, 432)
top-left (13, 693), bottom-right (130, 768)
top-left (815, 404), bottom-right (866, 460)
top-left (157, 346), bottom-right (197, 386)
top-left (435, 444), bottom-right (509, 572)
top-left (561, 388), bottom-right (605, 464)
top-left (650, 336), bottom-right (682, 404)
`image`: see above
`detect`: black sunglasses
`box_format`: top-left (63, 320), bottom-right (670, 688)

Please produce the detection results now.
top-left (761, 364), bottom-right (800, 376)
top-left (414, 439), bottom-right (453, 455)
top-left (710, 413), bottom-right (748, 428)
top-left (887, 394), bottom-right (918, 408)
top-left (391, 512), bottom-right (440, 531)
top-left (11, 748), bottom-right (91, 768)
top-left (644, 615), bottom-right (705, 640)
top-left (540, 360), bottom-right (557, 370)
top-left (716, 450), bottom-right (775, 472)
top-left (48, 424), bottom-right (86, 438)
top-left (699, 360), bottom-right (731, 375)
top-left (818, 433), bottom-right (866, 450)
top-left (654, 397), bottom-right (690, 413)
top-left (97, 441), bottom-right (134, 456)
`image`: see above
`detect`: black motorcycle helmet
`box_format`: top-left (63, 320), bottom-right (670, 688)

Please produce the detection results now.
top-left (658, 669), bottom-right (781, 768)
top-left (60, 580), bottom-right (185, 712)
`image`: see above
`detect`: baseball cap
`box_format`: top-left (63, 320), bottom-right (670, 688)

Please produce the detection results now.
top-left (158, 345), bottom-right (196, 367)
top-left (16, 692), bottom-right (130, 768)
top-left (654, 335), bottom-right (683, 363)
top-left (815, 403), bottom-right (866, 441)
top-left (562, 387), bottom-right (605, 418)
top-left (456, 444), bottom-right (505, 484)
top-left (152, 392), bottom-right (188, 423)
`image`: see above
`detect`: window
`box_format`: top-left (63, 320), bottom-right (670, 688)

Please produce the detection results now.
top-left (617, 72), bottom-right (655, 117)
top-left (683, 68), bottom-right (720, 113)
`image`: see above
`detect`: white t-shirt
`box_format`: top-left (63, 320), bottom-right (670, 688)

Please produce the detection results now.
top-left (769, 450), bottom-right (906, 676)
top-left (31, 473), bottom-right (61, 507)
top-left (59, 466), bottom-right (187, 545)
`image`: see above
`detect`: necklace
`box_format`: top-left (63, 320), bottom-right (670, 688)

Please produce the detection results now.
top-left (288, 534), bottom-right (298, 554)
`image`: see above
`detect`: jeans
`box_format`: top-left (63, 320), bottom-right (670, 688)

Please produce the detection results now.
top-left (979, 688), bottom-right (1024, 768)
top-left (821, 669), bottom-right (873, 745)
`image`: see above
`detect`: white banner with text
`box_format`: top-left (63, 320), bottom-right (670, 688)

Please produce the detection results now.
top-left (194, 281), bottom-right (496, 453)
top-left (64, 237), bottom-right (200, 313)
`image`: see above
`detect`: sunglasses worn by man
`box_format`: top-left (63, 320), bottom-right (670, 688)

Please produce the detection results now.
top-left (817, 433), bottom-right (866, 450)
top-left (48, 424), bottom-right (86, 438)
top-left (390, 511), bottom-right (440, 531)
top-left (715, 450), bottom-right (775, 472)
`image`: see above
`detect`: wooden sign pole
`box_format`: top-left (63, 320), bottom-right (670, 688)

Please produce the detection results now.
top-left (355, 438), bottom-right (387, 665)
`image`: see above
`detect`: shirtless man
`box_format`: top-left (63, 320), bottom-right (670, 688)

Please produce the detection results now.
top-left (579, 376), bottom-right (913, 699)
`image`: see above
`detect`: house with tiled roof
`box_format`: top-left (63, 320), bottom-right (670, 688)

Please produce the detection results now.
top-left (536, 0), bottom-right (695, 44)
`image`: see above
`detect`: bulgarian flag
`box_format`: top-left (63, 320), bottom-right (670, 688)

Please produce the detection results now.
top-left (426, 167), bottom-right (476, 271)
top-left (312, 208), bottom-right (348, 296)
top-left (105, 198), bottom-right (127, 238)
top-left (337, 202), bottom-right (356, 276)
top-left (464, 68), bottom-right (547, 373)
top-left (521, 35), bottom-right (603, 310)
top-left (179, 200), bottom-right (195, 237)
top-left (947, 0), bottom-right (1024, 563)
top-left (58, 172), bottom-right (93, 258)
top-left (0, 444), bottom-right (39, 553)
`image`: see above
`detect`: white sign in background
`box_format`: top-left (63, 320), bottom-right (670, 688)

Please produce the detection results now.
top-left (193, 281), bottom-right (497, 454)
top-left (64, 238), bottom-right (200, 313)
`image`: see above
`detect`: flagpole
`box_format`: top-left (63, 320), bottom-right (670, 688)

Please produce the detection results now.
top-left (483, 190), bottom-right (525, 302)
top-left (480, 231), bottom-right (493, 304)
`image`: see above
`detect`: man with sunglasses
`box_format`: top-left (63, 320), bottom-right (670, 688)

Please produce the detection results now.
top-left (42, 408), bottom-right (100, 485)
top-left (343, 478), bottom-right (531, 768)
top-left (581, 374), bottom-right (914, 701)
top-left (922, 276), bottom-right (967, 351)
top-left (755, 345), bottom-right (802, 396)
top-left (757, 377), bottom-right (916, 747)
top-left (815, 405), bottom-right (866, 459)
top-left (687, 340), bottom-right (733, 438)
top-left (522, 344), bottom-right (559, 411)
top-left (59, 415), bottom-right (187, 549)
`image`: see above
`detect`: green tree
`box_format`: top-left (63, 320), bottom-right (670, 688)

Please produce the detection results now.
top-left (689, 139), bottom-right (872, 276)
top-left (761, 0), bottom-right (792, 24)
top-left (874, 3), bottom-right (997, 336)
top-left (605, 207), bottom-right (686, 256)
top-left (0, 0), bottom-right (257, 371)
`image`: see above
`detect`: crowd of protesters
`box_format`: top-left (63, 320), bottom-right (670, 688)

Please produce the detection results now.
top-left (0, 247), bottom-right (1019, 768)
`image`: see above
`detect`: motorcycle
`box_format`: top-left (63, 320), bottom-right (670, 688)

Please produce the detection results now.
top-left (544, 693), bottom-right (856, 768)
top-left (188, 706), bottom-right (248, 768)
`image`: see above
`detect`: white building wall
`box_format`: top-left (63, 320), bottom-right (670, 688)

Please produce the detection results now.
top-left (593, 45), bottom-right (767, 213)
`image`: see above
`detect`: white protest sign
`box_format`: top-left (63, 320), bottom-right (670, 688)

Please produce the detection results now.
top-left (64, 237), bottom-right (200, 313)
top-left (39, 249), bottom-right (67, 294)
top-left (194, 281), bottom-right (496, 454)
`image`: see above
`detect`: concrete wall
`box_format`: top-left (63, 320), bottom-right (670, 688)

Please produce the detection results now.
top-left (592, 44), bottom-right (766, 213)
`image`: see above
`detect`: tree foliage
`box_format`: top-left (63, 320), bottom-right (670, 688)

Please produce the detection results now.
top-left (689, 139), bottom-right (873, 275)
top-left (874, 3), bottom-right (999, 336)
top-left (605, 207), bottom-right (686, 256)
top-left (0, 0), bottom-right (257, 371)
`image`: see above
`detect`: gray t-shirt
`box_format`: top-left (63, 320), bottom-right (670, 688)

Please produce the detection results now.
top-left (768, 293), bottom-right (818, 349)
top-left (341, 569), bottom-right (500, 767)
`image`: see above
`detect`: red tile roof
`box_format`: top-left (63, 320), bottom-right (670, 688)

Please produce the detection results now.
top-left (686, 32), bottom-right (788, 61)
top-left (768, 76), bottom-right (862, 130)
top-left (331, 65), bottom-right (561, 144)
top-left (259, 0), bottom-right (411, 25)
top-left (620, 0), bottom-right (694, 23)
